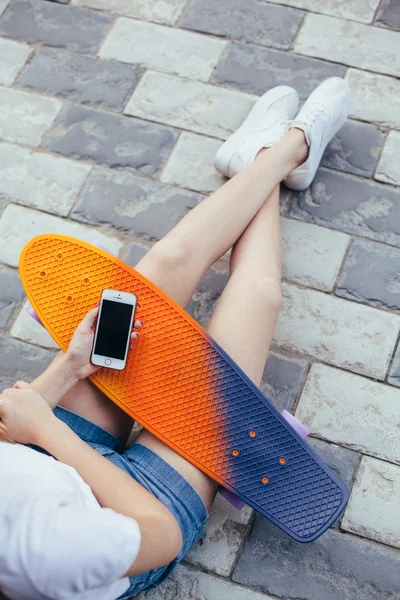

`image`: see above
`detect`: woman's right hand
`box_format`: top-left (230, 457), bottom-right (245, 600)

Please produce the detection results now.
top-left (65, 307), bottom-right (143, 381)
top-left (0, 381), bottom-right (57, 445)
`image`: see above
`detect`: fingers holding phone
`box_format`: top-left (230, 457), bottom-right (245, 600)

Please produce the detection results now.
top-left (91, 289), bottom-right (138, 371)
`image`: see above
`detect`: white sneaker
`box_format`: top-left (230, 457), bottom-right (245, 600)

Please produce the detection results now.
top-left (284, 78), bottom-right (350, 191)
top-left (215, 86), bottom-right (299, 178)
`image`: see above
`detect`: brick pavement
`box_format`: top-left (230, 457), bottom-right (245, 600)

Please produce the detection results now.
top-left (0, 0), bottom-right (399, 598)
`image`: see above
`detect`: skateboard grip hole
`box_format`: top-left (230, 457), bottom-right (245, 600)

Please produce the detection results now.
top-left (66, 295), bottom-right (73, 303)
top-left (83, 277), bottom-right (90, 285)
top-left (249, 430), bottom-right (256, 438)
top-left (40, 271), bottom-right (46, 278)
top-left (279, 457), bottom-right (286, 465)
top-left (232, 449), bottom-right (240, 457)
top-left (57, 253), bottom-right (63, 260)
top-left (261, 476), bottom-right (269, 485)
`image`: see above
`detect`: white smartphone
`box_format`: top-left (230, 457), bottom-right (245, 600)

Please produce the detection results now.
top-left (91, 289), bottom-right (137, 371)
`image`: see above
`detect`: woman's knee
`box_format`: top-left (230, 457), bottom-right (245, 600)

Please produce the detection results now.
top-left (144, 237), bottom-right (192, 275)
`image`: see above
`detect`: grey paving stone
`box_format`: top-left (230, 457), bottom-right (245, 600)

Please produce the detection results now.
top-left (342, 456), bottom-right (400, 548)
top-left (181, 0), bottom-right (303, 50)
top-left (295, 13), bottom-right (400, 78)
top-left (0, 336), bottom-right (54, 390)
top-left (11, 301), bottom-right (58, 349)
top-left (18, 47), bottom-right (142, 111)
top-left (186, 494), bottom-right (253, 576)
top-left (72, 169), bottom-right (202, 241)
top-left (307, 438), bottom-right (359, 488)
top-left (376, 130), bottom-right (400, 186)
top-left (187, 268), bottom-right (229, 327)
top-left (375, 0), bottom-right (400, 31)
top-left (275, 283), bottom-right (400, 380)
top-left (233, 517), bottom-right (400, 600)
top-left (260, 351), bottom-right (308, 413)
top-left (44, 106), bottom-right (177, 176)
top-left (321, 120), bottom-right (384, 178)
top-left (126, 71), bottom-right (256, 141)
top-left (125, 240), bottom-right (150, 267)
top-left (267, 0), bottom-right (379, 23)
top-left (0, 204), bottom-right (122, 268)
top-left (0, 38), bottom-right (31, 86)
top-left (161, 132), bottom-right (226, 194)
top-left (336, 238), bottom-right (400, 312)
top-left (281, 218), bottom-right (349, 292)
top-left (388, 343), bottom-right (400, 387)
top-left (290, 169), bottom-right (400, 247)
top-left (346, 68), bottom-right (400, 128)
top-left (0, 0), bottom-right (9, 16)
top-left (99, 18), bottom-right (226, 82)
top-left (297, 364), bottom-right (400, 465)
top-left (0, 141), bottom-right (91, 216)
top-left (139, 564), bottom-right (276, 600)
top-left (0, 268), bottom-right (25, 331)
top-left (0, 86), bottom-right (61, 147)
top-left (213, 43), bottom-right (345, 102)
top-left (72, 0), bottom-right (187, 25)
top-left (0, 0), bottom-right (113, 54)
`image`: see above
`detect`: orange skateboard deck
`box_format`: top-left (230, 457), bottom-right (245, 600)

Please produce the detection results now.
top-left (20, 234), bottom-right (348, 542)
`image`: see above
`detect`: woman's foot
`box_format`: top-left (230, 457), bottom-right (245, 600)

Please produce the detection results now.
top-left (215, 86), bottom-right (299, 178)
top-left (284, 77), bottom-right (350, 191)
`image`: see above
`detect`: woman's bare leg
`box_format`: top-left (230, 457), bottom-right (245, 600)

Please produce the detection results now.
top-left (135, 130), bottom-right (306, 306)
top-left (207, 184), bottom-right (282, 385)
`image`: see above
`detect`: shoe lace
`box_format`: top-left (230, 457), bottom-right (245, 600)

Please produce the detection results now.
top-left (301, 105), bottom-right (326, 130)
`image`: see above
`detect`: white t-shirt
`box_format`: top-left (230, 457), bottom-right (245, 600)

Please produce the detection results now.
top-left (0, 442), bottom-right (141, 600)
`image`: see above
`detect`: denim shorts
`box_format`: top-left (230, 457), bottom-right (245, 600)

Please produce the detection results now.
top-left (52, 406), bottom-right (208, 598)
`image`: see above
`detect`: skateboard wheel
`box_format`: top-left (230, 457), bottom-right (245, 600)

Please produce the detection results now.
top-left (219, 487), bottom-right (246, 510)
top-left (26, 304), bottom-right (43, 326)
top-left (281, 410), bottom-right (309, 439)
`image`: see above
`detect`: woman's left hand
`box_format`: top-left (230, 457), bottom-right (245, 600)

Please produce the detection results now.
top-left (0, 382), bottom-right (56, 445)
top-left (65, 306), bottom-right (143, 380)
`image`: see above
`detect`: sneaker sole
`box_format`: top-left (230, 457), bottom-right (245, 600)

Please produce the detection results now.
top-left (215, 85), bottom-right (298, 178)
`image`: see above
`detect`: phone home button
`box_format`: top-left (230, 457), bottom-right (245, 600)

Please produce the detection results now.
top-left (104, 358), bottom-right (112, 366)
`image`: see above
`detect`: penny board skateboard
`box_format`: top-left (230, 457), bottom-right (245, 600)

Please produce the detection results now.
top-left (20, 234), bottom-right (348, 542)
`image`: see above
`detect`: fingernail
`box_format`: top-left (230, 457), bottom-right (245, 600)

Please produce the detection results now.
top-left (95, 301), bottom-right (100, 307)
top-left (132, 332), bottom-right (140, 339)
top-left (137, 320), bottom-right (143, 327)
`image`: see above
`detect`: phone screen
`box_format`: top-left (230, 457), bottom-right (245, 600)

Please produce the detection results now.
top-left (94, 299), bottom-right (134, 360)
